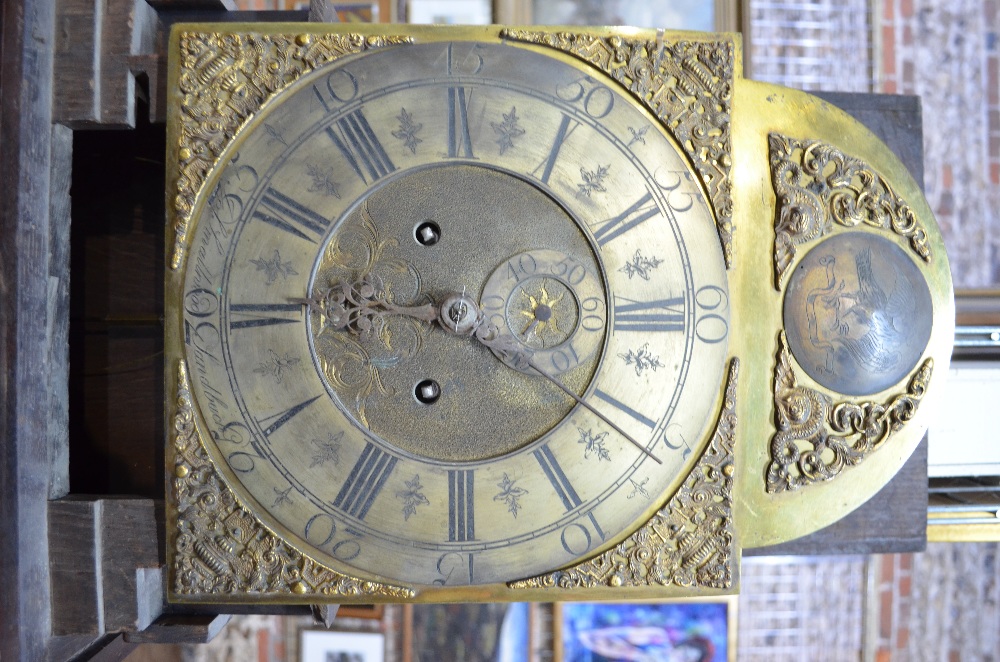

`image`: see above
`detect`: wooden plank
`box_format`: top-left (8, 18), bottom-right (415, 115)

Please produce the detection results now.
top-left (99, 0), bottom-right (158, 128)
top-left (147, 0), bottom-right (237, 9)
top-left (48, 500), bottom-right (104, 636)
top-left (69, 120), bottom-right (166, 497)
top-left (53, 0), bottom-right (103, 125)
top-left (0, 0), bottom-right (59, 660)
top-left (100, 499), bottom-right (163, 632)
top-left (123, 615), bottom-right (231, 644)
top-left (48, 123), bottom-right (73, 500)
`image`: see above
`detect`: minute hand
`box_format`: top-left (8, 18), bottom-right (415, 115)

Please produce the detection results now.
top-left (435, 292), bottom-right (662, 465)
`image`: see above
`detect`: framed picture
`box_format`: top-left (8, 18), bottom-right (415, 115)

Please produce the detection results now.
top-left (402, 602), bottom-right (532, 662)
top-left (405, 0), bottom-right (492, 24)
top-left (493, 0), bottom-right (742, 32)
top-left (300, 630), bottom-right (386, 662)
top-left (336, 604), bottom-right (386, 621)
top-left (555, 598), bottom-right (737, 662)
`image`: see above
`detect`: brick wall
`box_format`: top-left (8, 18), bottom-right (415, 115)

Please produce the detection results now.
top-left (750, 0), bottom-right (1000, 287)
top-left (879, 0), bottom-right (1000, 287)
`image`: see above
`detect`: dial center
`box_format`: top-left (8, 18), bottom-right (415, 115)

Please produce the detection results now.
top-left (307, 164), bottom-right (604, 462)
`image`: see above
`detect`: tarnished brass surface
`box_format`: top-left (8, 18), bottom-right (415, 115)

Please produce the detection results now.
top-left (166, 25), bottom-right (731, 600)
top-left (170, 360), bottom-right (415, 600)
top-left (502, 28), bottom-right (736, 267)
top-left (306, 165), bottom-right (603, 461)
top-left (731, 81), bottom-right (954, 549)
top-left (782, 233), bottom-right (933, 395)
top-left (169, 30), bottom-right (413, 270)
top-left (510, 359), bottom-right (738, 592)
top-left (768, 133), bottom-right (932, 289)
top-left (164, 23), bottom-right (954, 602)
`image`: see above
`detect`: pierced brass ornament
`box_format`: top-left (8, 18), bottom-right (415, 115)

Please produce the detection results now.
top-left (767, 334), bottom-right (932, 493)
top-left (170, 361), bottom-right (415, 600)
top-left (768, 132), bottom-right (932, 290)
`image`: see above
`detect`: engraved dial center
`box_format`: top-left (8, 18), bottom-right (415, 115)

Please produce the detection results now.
top-left (307, 164), bottom-right (605, 461)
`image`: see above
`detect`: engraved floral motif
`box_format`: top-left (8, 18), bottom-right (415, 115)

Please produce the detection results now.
top-left (618, 343), bottom-right (664, 376)
top-left (310, 432), bottom-right (343, 468)
top-left (767, 332), bottom-right (933, 492)
top-left (627, 477), bottom-right (650, 500)
top-left (510, 360), bottom-right (739, 591)
top-left (392, 108), bottom-right (423, 154)
top-left (169, 361), bottom-right (413, 599)
top-left (578, 427), bottom-right (611, 461)
top-left (492, 106), bottom-right (525, 154)
top-left (494, 473), bottom-right (529, 518)
top-left (252, 349), bottom-right (301, 383)
top-left (768, 133), bottom-right (932, 289)
top-left (264, 123), bottom-right (287, 147)
top-left (250, 249), bottom-right (299, 285)
top-left (171, 31), bottom-right (412, 270)
top-left (272, 486), bottom-right (293, 508)
top-left (306, 162), bottom-right (342, 199)
top-left (305, 202), bottom-right (428, 427)
top-left (578, 164), bottom-right (610, 196)
top-left (619, 249), bottom-right (663, 281)
top-left (626, 125), bottom-right (649, 147)
top-left (502, 30), bottom-right (735, 267)
top-left (396, 474), bottom-right (430, 521)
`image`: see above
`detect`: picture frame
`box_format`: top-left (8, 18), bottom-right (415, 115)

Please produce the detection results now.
top-left (402, 602), bottom-right (533, 662)
top-left (336, 604), bottom-right (387, 621)
top-left (555, 598), bottom-right (737, 662)
top-left (300, 629), bottom-right (386, 662)
top-left (493, 0), bottom-right (742, 32)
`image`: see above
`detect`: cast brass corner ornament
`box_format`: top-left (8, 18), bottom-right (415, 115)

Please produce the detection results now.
top-left (509, 358), bottom-right (739, 591)
top-left (170, 360), bottom-right (415, 600)
top-left (170, 31), bottom-right (413, 271)
top-left (767, 133), bottom-right (932, 290)
top-left (502, 29), bottom-right (735, 268)
top-left (766, 332), bottom-right (932, 493)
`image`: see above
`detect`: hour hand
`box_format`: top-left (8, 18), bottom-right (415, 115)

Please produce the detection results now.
top-left (297, 282), bottom-right (660, 464)
top-left (291, 276), bottom-right (437, 337)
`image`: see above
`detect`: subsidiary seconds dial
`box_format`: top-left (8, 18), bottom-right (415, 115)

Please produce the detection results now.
top-left (178, 39), bottom-right (730, 587)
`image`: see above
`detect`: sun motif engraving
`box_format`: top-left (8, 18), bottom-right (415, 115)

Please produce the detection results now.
top-left (518, 283), bottom-right (567, 342)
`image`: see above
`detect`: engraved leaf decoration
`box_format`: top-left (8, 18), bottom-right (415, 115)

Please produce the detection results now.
top-left (578, 164), bottom-right (610, 197)
top-left (396, 474), bottom-right (430, 521)
top-left (494, 473), bottom-right (528, 518)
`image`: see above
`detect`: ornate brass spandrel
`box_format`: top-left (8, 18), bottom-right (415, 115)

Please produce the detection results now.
top-left (169, 360), bottom-right (414, 600)
top-left (502, 29), bottom-right (735, 268)
top-left (768, 132), bottom-right (932, 290)
top-left (170, 30), bottom-right (413, 271)
top-left (767, 332), bottom-right (933, 494)
top-left (509, 359), bottom-right (739, 592)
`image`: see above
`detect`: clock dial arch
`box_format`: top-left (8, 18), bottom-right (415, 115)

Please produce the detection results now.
top-left (178, 39), bottom-right (730, 587)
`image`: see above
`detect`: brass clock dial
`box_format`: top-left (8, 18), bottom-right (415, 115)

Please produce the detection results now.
top-left (167, 24), bottom-right (953, 603)
top-left (175, 38), bottom-right (729, 587)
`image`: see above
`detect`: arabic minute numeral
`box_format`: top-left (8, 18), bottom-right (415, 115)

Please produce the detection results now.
top-left (434, 551), bottom-right (475, 586)
top-left (310, 69), bottom-right (360, 113)
top-left (304, 513), bottom-right (362, 561)
top-left (695, 284), bottom-right (729, 344)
